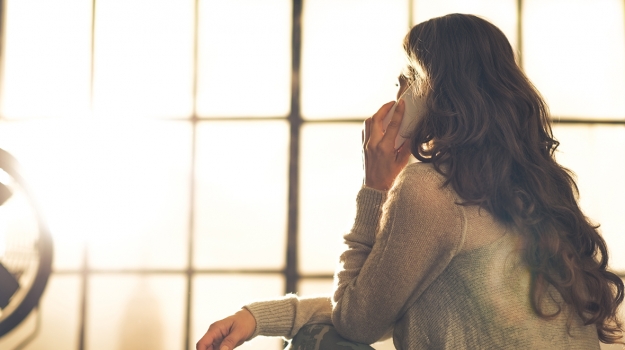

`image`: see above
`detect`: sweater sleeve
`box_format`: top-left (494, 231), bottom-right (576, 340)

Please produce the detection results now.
top-left (332, 163), bottom-right (466, 344)
top-left (244, 295), bottom-right (332, 340)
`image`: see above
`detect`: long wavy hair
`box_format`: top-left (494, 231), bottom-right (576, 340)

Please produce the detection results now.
top-left (403, 13), bottom-right (624, 343)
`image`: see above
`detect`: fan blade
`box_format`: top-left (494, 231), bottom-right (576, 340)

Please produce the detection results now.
top-left (0, 262), bottom-right (20, 309)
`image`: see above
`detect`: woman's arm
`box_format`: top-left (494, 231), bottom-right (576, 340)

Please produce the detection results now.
top-left (331, 164), bottom-right (466, 343)
top-left (330, 100), bottom-right (465, 343)
top-left (244, 294), bottom-right (333, 339)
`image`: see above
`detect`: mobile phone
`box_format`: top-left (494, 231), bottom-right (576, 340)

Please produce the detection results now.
top-left (382, 85), bottom-right (426, 149)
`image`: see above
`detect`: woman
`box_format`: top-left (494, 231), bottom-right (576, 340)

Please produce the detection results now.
top-left (197, 14), bottom-right (624, 350)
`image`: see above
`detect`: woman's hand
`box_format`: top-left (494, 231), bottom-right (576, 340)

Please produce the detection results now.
top-left (196, 308), bottom-right (257, 350)
top-left (362, 100), bottom-right (412, 191)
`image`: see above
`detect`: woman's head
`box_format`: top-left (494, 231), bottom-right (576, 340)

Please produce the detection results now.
top-left (404, 13), bottom-right (517, 95)
top-left (401, 14), bottom-right (623, 344)
top-left (404, 14), bottom-right (557, 221)
top-left (403, 14), bottom-right (552, 165)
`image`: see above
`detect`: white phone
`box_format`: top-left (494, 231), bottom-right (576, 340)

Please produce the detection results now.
top-left (382, 85), bottom-right (426, 149)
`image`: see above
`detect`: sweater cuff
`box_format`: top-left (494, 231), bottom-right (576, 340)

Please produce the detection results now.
top-left (244, 298), bottom-right (295, 340)
top-left (351, 186), bottom-right (387, 245)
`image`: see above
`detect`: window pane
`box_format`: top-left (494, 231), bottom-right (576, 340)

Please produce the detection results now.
top-left (300, 124), bottom-right (363, 273)
top-left (194, 121), bottom-right (289, 269)
top-left (553, 125), bottom-right (625, 272)
top-left (523, 0), bottom-right (625, 119)
top-left (192, 274), bottom-right (284, 350)
top-left (0, 274), bottom-right (80, 350)
top-left (0, 120), bottom-right (192, 270)
top-left (197, 0), bottom-right (291, 118)
top-left (413, 0), bottom-right (518, 50)
top-left (87, 275), bottom-right (186, 350)
top-left (1, 0), bottom-right (91, 119)
top-left (298, 278), bottom-right (333, 296)
top-left (93, 0), bottom-right (194, 119)
top-left (301, 0), bottom-right (409, 119)
top-left (85, 121), bottom-right (192, 270)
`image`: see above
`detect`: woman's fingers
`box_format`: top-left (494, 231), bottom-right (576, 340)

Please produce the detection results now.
top-left (396, 139), bottom-right (412, 164)
top-left (197, 319), bottom-right (230, 350)
top-left (381, 99), bottom-right (405, 149)
top-left (197, 320), bottom-right (240, 350)
top-left (217, 331), bottom-right (248, 350)
top-left (196, 310), bottom-right (256, 350)
top-left (363, 100), bottom-right (411, 191)
top-left (372, 101), bottom-right (396, 123)
top-left (368, 101), bottom-right (395, 145)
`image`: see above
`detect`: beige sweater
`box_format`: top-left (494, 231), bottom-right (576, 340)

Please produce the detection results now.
top-left (245, 162), bottom-right (600, 349)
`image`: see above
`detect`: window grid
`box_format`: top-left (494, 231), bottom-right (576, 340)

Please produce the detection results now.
top-left (0, 1), bottom-right (623, 349)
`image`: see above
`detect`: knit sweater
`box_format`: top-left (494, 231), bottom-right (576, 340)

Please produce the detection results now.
top-left (245, 162), bottom-right (600, 349)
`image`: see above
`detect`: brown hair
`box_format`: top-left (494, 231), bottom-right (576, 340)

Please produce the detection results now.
top-left (404, 13), bottom-right (624, 343)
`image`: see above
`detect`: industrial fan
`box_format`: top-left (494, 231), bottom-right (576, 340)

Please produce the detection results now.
top-left (0, 148), bottom-right (53, 342)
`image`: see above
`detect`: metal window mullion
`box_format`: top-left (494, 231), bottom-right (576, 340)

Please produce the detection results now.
top-left (285, 0), bottom-right (303, 295)
top-left (77, 1), bottom-right (98, 349)
top-left (183, 0), bottom-right (201, 349)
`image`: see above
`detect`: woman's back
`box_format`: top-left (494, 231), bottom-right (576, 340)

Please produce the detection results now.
top-left (384, 163), bottom-right (600, 349)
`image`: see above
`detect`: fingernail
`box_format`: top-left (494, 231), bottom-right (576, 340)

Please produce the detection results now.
top-left (220, 346), bottom-right (229, 350)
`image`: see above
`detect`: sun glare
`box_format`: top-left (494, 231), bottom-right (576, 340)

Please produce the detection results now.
top-left (197, 0), bottom-right (292, 117)
top-left (0, 0), bottom-right (91, 119)
top-left (92, 0), bottom-right (194, 119)
top-left (301, 0), bottom-right (408, 119)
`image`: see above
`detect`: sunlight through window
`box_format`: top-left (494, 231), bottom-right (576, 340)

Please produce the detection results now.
top-left (553, 125), bottom-right (625, 272)
top-left (299, 124), bottom-right (363, 273)
top-left (524, 0), bottom-right (625, 119)
top-left (197, 0), bottom-right (292, 117)
top-left (92, 0), bottom-right (194, 119)
top-left (194, 121), bottom-right (289, 269)
top-left (301, 0), bottom-right (409, 119)
top-left (87, 275), bottom-right (186, 350)
top-left (85, 121), bottom-right (192, 270)
top-left (0, 120), bottom-right (192, 270)
top-left (413, 0), bottom-right (518, 49)
top-left (1, 0), bottom-right (91, 119)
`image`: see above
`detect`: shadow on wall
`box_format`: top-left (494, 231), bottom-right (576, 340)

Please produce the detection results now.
top-left (118, 278), bottom-right (164, 350)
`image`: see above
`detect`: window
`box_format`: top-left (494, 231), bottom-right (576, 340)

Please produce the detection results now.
top-left (0, 1), bottom-right (622, 349)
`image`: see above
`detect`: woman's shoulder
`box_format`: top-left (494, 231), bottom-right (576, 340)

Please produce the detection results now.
top-left (400, 161), bottom-right (446, 182)
top-left (381, 160), bottom-right (467, 260)
top-left (389, 161), bottom-right (463, 221)
top-left (394, 161), bottom-right (453, 197)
